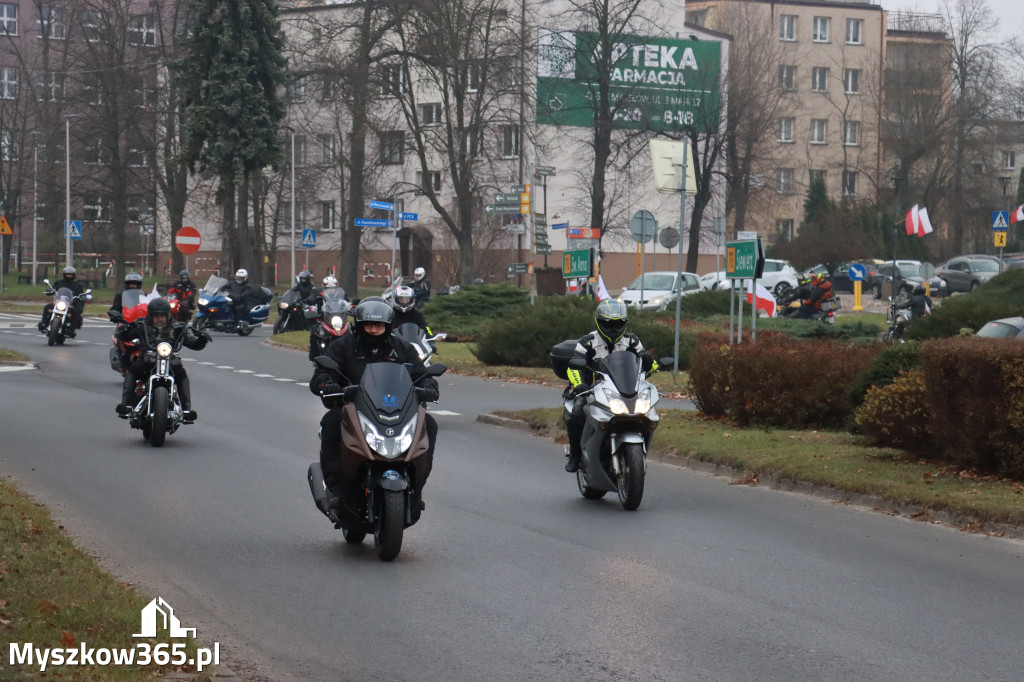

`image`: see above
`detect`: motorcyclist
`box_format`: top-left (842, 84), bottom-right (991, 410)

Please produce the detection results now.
top-left (391, 285), bottom-right (429, 332)
top-left (777, 274), bottom-right (813, 316)
top-left (411, 267), bottom-right (430, 309)
top-left (110, 272), bottom-right (144, 314)
top-left (795, 273), bottom-right (834, 319)
top-left (227, 268), bottom-right (255, 322)
top-left (39, 266), bottom-right (85, 336)
top-left (309, 298), bottom-right (439, 502)
top-left (563, 299), bottom-right (656, 473)
top-left (898, 283), bottom-right (932, 319)
top-left (114, 297), bottom-right (209, 421)
top-left (168, 270), bottom-right (198, 319)
top-left (290, 270), bottom-right (319, 306)
top-left (308, 275), bottom-right (350, 362)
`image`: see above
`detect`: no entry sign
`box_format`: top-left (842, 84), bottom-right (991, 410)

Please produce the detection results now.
top-left (175, 226), bottom-right (202, 255)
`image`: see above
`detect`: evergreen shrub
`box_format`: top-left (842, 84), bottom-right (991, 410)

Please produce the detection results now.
top-left (847, 341), bottom-right (922, 409)
top-left (854, 370), bottom-right (931, 448)
top-left (420, 283), bottom-right (529, 340)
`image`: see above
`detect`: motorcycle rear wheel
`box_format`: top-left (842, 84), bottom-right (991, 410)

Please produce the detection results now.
top-left (374, 490), bottom-right (405, 561)
top-left (617, 443), bottom-right (645, 511)
top-left (342, 527), bottom-right (366, 544)
top-left (47, 318), bottom-right (60, 346)
top-left (576, 470), bottom-right (606, 499)
top-left (149, 387), bottom-right (169, 447)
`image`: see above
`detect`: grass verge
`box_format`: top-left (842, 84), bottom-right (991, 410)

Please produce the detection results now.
top-left (0, 348), bottom-right (30, 363)
top-left (0, 478), bottom-right (219, 681)
top-left (495, 408), bottom-right (1024, 532)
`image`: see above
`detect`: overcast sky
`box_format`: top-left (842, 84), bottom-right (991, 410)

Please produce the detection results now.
top-left (883, 0), bottom-right (1024, 44)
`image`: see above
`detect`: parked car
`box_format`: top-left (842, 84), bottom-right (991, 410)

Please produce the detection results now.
top-left (937, 255), bottom-right (1001, 292)
top-left (871, 260), bottom-right (948, 299)
top-left (699, 271), bottom-right (728, 290)
top-left (803, 262), bottom-right (878, 293)
top-left (617, 270), bottom-right (703, 311)
top-left (710, 259), bottom-right (799, 297)
top-left (976, 317), bottom-right (1024, 338)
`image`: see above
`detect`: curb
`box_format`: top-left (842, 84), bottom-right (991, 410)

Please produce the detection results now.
top-left (0, 361), bottom-right (37, 372)
top-left (476, 413), bottom-right (536, 433)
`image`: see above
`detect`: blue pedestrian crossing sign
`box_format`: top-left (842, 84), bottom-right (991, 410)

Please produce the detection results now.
top-left (64, 220), bottom-right (82, 240)
top-left (301, 229), bottom-right (316, 248)
top-left (993, 211), bottom-right (1009, 230)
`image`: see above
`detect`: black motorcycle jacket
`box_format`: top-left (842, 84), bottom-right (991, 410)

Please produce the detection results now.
top-left (898, 293), bottom-right (932, 318)
top-left (393, 307), bottom-right (428, 332)
top-left (291, 282), bottom-right (319, 305)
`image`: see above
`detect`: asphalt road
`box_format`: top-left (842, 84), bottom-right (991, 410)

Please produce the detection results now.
top-left (1, 314), bottom-right (1023, 682)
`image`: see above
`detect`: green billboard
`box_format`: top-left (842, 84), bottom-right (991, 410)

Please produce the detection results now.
top-left (536, 29), bottom-right (722, 131)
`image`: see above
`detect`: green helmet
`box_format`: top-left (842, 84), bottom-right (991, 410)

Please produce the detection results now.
top-left (595, 299), bottom-right (629, 344)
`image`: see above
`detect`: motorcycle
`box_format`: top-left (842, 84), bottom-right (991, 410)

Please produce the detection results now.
top-left (307, 286), bottom-right (351, 360)
top-left (113, 320), bottom-right (199, 447)
top-left (273, 288), bottom-right (313, 334)
top-left (168, 293), bottom-right (193, 323)
top-left (393, 322), bottom-right (447, 366)
top-left (885, 298), bottom-right (912, 343)
top-left (306, 356), bottom-right (447, 561)
top-left (39, 279), bottom-right (92, 346)
top-left (776, 295), bottom-right (840, 324)
top-left (108, 288), bottom-right (152, 375)
top-left (555, 349), bottom-right (666, 511)
top-left (193, 275), bottom-right (272, 336)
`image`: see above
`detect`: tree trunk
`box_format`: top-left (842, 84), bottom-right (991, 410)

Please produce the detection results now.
top-left (221, 180), bottom-right (236, 275)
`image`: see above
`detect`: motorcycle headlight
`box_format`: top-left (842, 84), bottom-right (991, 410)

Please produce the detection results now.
top-left (156, 342), bottom-right (173, 358)
top-left (358, 413), bottom-right (418, 459)
top-left (330, 315), bottom-right (345, 331)
top-left (634, 387), bottom-right (653, 414)
top-left (55, 301), bottom-right (68, 312)
top-left (198, 297), bottom-right (209, 306)
top-left (279, 301), bottom-right (289, 310)
top-left (602, 387), bottom-right (629, 415)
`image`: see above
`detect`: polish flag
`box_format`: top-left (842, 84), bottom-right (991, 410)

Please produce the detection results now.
top-left (596, 275), bottom-right (611, 301)
top-left (905, 205), bottom-right (920, 236)
top-left (916, 206), bottom-right (934, 236)
top-left (746, 281), bottom-right (777, 318)
top-left (1011, 204), bottom-right (1024, 225)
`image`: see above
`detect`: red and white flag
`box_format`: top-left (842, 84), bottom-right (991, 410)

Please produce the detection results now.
top-left (1011, 204), bottom-right (1024, 225)
top-left (746, 281), bottom-right (777, 318)
top-left (905, 205), bottom-right (934, 237)
top-left (905, 205), bottom-right (919, 236)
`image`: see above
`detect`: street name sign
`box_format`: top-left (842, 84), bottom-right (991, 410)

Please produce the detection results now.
top-left (369, 200), bottom-right (394, 211)
top-left (355, 218), bottom-right (393, 228)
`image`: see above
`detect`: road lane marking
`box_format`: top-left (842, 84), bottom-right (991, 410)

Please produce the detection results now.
top-left (273, 377), bottom-right (294, 382)
top-left (254, 373), bottom-right (274, 378)
top-left (429, 410), bottom-right (461, 416)
top-left (215, 365), bottom-right (234, 370)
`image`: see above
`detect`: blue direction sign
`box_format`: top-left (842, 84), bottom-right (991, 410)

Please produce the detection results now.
top-left (354, 218), bottom-right (393, 228)
top-left (64, 220), bottom-right (82, 240)
top-left (848, 263), bottom-right (867, 281)
top-left (369, 200), bottom-right (394, 211)
top-left (993, 211), bottom-right (1010, 230)
top-left (301, 229), bottom-right (316, 248)
top-left (552, 222), bottom-right (569, 230)
top-left (399, 212), bottom-right (418, 221)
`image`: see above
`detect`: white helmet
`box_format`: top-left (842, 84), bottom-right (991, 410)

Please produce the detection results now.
top-left (393, 286), bottom-right (416, 313)
top-left (323, 275), bottom-right (338, 288)
top-left (235, 268), bottom-right (247, 283)
top-left (414, 267), bottom-right (425, 281)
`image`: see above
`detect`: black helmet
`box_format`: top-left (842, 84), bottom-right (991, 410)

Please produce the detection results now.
top-left (595, 299), bottom-right (629, 344)
top-left (179, 270), bottom-right (190, 282)
top-left (353, 298), bottom-right (394, 340)
top-left (913, 283), bottom-right (925, 295)
top-left (146, 297), bottom-right (171, 328)
top-left (63, 266), bottom-right (76, 279)
top-left (125, 272), bottom-right (143, 288)
top-left (298, 270), bottom-right (311, 287)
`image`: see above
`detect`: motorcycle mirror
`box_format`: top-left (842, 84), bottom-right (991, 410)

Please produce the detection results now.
top-left (43, 278), bottom-right (51, 287)
top-left (658, 356), bottom-right (674, 367)
top-left (314, 355), bottom-right (341, 372)
top-left (568, 356), bottom-right (587, 370)
top-left (84, 289), bottom-right (93, 295)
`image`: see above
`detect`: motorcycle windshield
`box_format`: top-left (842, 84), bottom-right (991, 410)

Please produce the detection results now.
top-left (202, 275), bottom-right (229, 295)
top-left (393, 322), bottom-right (424, 345)
top-left (321, 287), bottom-right (348, 313)
top-left (279, 289), bottom-right (300, 305)
top-left (356, 362), bottom-right (416, 425)
top-left (53, 287), bottom-right (73, 304)
top-left (121, 289), bottom-right (149, 322)
top-left (601, 351), bottom-right (641, 397)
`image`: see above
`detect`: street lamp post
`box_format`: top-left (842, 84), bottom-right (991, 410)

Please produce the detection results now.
top-left (65, 116), bottom-right (72, 267)
top-left (31, 132), bottom-right (40, 285)
top-left (1000, 175), bottom-right (1012, 265)
top-left (890, 174), bottom-right (902, 296)
top-left (285, 126), bottom-right (296, 286)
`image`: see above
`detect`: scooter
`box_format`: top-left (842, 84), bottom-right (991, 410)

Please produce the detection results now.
top-left (39, 279), bottom-right (92, 346)
top-left (193, 275), bottom-right (272, 336)
top-left (307, 356), bottom-right (447, 561)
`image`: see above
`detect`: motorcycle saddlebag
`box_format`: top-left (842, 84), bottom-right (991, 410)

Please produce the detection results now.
top-left (820, 298), bottom-right (841, 312)
top-left (549, 339), bottom-right (578, 380)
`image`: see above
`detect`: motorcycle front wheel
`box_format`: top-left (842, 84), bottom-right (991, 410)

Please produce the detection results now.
top-left (576, 470), bottom-right (607, 499)
top-left (236, 325), bottom-right (254, 336)
top-left (617, 443), bottom-right (645, 511)
top-left (342, 527), bottom-right (366, 544)
top-left (273, 316), bottom-right (284, 334)
top-left (47, 318), bottom-right (61, 346)
top-left (149, 387), bottom-right (169, 447)
top-left (374, 490), bottom-right (405, 561)
top-left (193, 317), bottom-right (209, 333)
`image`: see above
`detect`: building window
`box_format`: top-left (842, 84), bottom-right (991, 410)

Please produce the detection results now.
top-left (846, 18), bottom-right (863, 45)
top-left (380, 131), bottom-right (404, 164)
top-left (842, 170), bottom-right (858, 196)
top-left (812, 67), bottom-right (829, 93)
top-left (321, 201), bottom-right (336, 231)
top-left (971, 162), bottom-right (984, 175)
top-left (779, 14), bottom-right (796, 41)
top-left (418, 170), bottom-right (442, 193)
top-left (318, 133), bottom-right (336, 163)
top-left (689, 9), bottom-right (707, 27)
top-left (844, 68), bottom-right (860, 94)
top-left (125, 74), bottom-right (153, 109)
top-left (127, 140), bottom-right (151, 167)
top-left (813, 16), bottom-right (830, 43)
top-left (82, 193), bottom-right (110, 222)
top-left (778, 65), bottom-right (796, 91)
top-left (379, 63), bottom-right (406, 97)
top-left (501, 124), bottom-right (520, 158)
top-left (319, 76), bottom-right (340, 102)
top-left (286, 78), bottom-right (306, 103)
top-left (0, 66), bottom-right (17, 99)
top-left (37, 7), bottom-right (66, 39)
top-left (492, 56), bottom-right (521, 90)
top-left (37, 72), bottom-right (64, 102)
top-left (468, 126), bottom-right (484, 157)
top-left (82, 75), bottom-right (103, 106)
top-left (467, 60), bottom-right (483, 92)
top-left (776, 168), bottom-right (793, 194)
top-left (127, 194), bottom-right (153, 223)
top-left (778, 117), bottom-right (795, 143)
top-left (809, 169), bottom-right (826, 186)
top-left (844, 120), bottom-right (861, 146)
top-left (128, 14), bottom-right (155, 46)
top-left (81, 11), bottom-right (103, 42)
top-left (0, 128), bottom-right (14, 161)
top-left (777, 219), bottom-right (794, 241)
top-left (292, 135), bottom-right (307, 165)
top-left (0, 4), bottom-right (17, 35)
top-left (84, 134), bottom-right (109, 165)
top-left (1003, 151), bottom-right (1016, 169)
top-left (420, 103), bottom-right (442, 125)
top-left (810, 119), bottom-right (828, 144)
